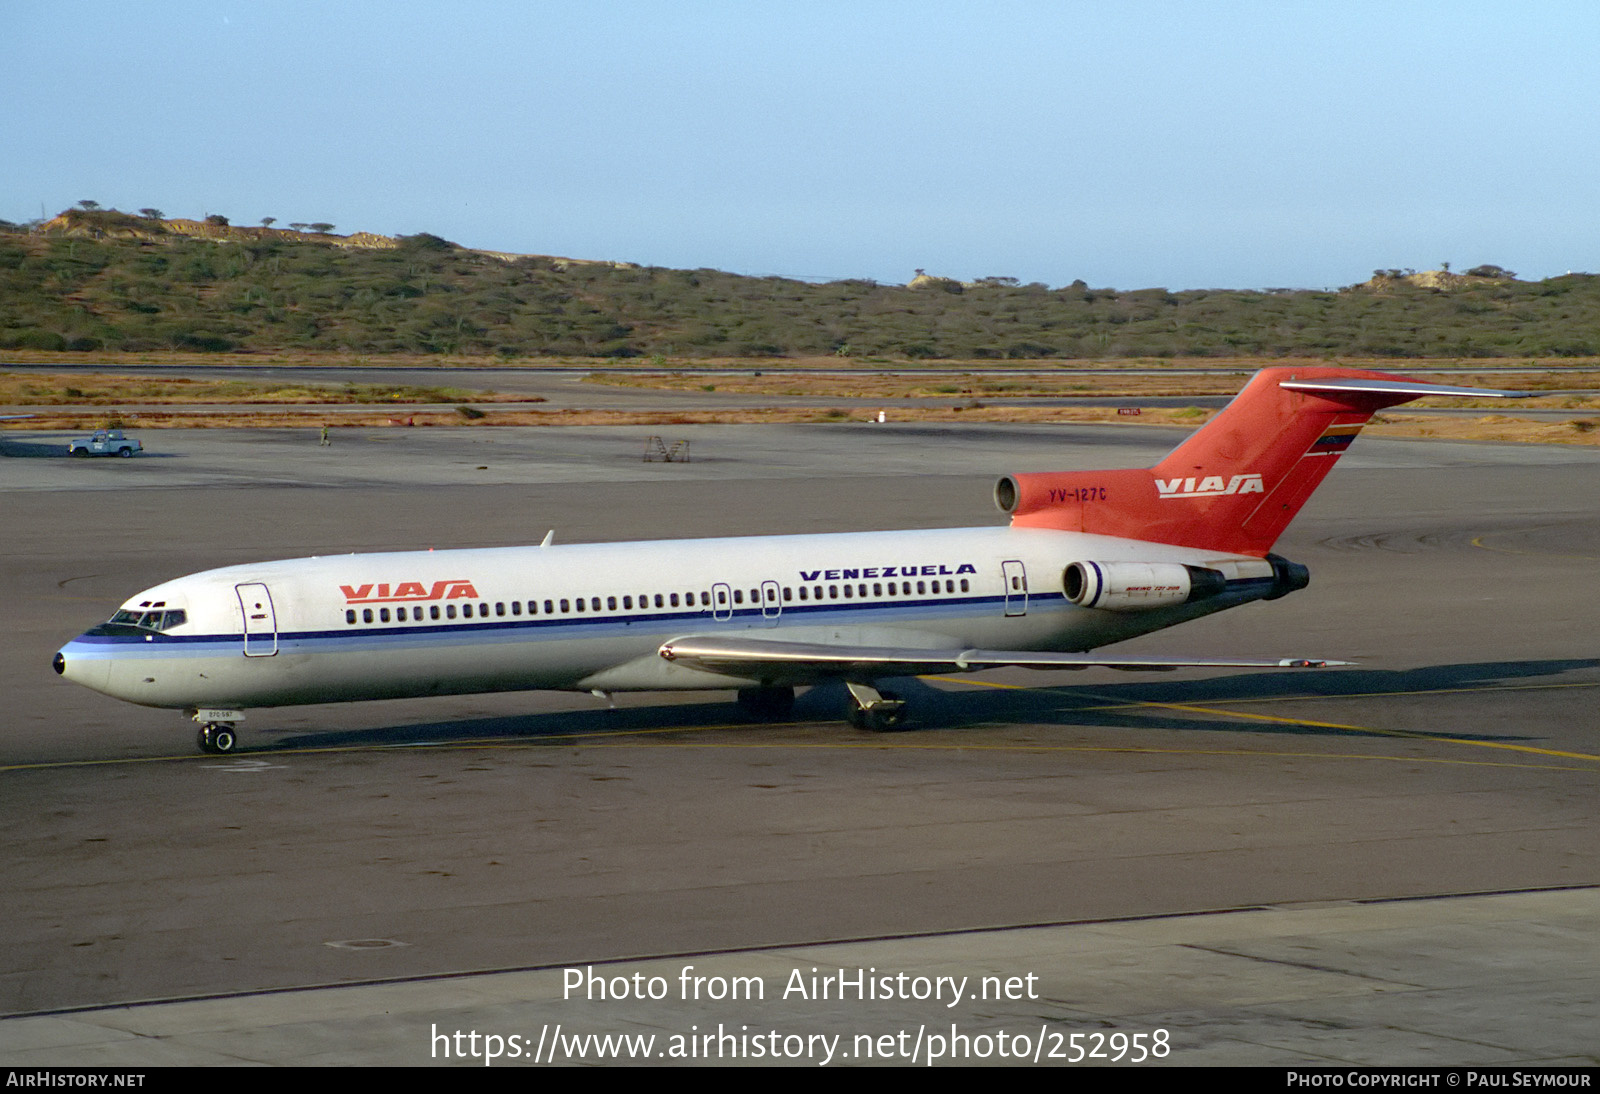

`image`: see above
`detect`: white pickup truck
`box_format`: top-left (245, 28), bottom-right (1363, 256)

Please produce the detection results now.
top-left (68, 429), bottom-right (143, 458)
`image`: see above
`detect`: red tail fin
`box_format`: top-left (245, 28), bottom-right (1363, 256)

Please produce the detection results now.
top-left (996, 367), bottom-right (1526, 555)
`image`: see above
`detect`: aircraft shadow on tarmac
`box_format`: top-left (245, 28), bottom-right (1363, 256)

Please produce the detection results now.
top-left (264, 658), bottom-right (1596, 752)
top-left (921, 658), bottom-right (1600, 743)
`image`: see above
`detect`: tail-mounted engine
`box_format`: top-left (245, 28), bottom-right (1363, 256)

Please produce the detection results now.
top-left (1064, 561), bottom-right (1227, 612)
top-left (1063, 554), bottom-right (1310, 611)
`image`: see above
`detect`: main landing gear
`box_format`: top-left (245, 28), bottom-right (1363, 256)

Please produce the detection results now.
top-left (845, 681), bottom-right (907, 732)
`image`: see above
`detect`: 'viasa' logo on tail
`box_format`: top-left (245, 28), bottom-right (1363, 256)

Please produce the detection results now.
top-left (1154, 473), bottom-right (1265, 499)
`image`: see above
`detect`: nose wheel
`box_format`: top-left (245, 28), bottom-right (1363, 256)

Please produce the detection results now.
top-left (196, 722), bottom-right (239, 754)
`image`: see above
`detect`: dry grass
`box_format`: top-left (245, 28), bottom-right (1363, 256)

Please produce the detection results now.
top-left (5, 353), bottom-right (1596, 446)
top-left (587, 369), bottom-right (1600, 402)
top-left (0, 371), bottom-right (536, 405)
top-left (9, 404), bottom-right (1598, 445)
top-left (7, 348), bottom-right (1600, 376)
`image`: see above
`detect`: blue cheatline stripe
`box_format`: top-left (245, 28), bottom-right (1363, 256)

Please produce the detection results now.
top-left (68, 594), bottom-right (1052, 651)
top-left (68, 578), bottom-right (1275, 655)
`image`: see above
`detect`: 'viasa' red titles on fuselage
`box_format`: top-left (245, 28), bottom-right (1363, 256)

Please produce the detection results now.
top-left (339, 580), bottom-right (480, 604)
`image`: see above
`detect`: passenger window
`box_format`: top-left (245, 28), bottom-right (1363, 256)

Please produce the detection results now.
top-left (783, 587), bottom-right (792, 601)
top-left (479, 602), bottom-right (488, 616)
top-left (607, 596), bottom-right (617, 611)
top-left (346, 610), bottom-right (356, 624)
top-left (654, 594), bottom-right (664, 608)
top-left (544, 600), bottom-right (554, 614)
top-left (733, 590), bottom-right (743, 604)
top-left (717, 590), bottom-right (727, 605)
top-left (623, 596), bottom-right (633, 609)
top-left (590, 598), bottom-right (600, 611)
top-left (873, 583), bottom-right (882, 597)
top-left (379, 608), bottom-right (390, 622)
top-left (431, 605), bottom-right (441, 619)
top-left (699, 591), bottom-right (709, 606)
top-left (798, 587), bottom-right (808, 601)
top-left (669, 593), bottom-right (680, 607)
top-left (496, 603), bottom-right (506, 617)
top-left (576, 598), bottom-right (586, 612)
top-left (512, 602), bottom-right (521, 616)
top-left (363, 608), bottom-right (374, 623)
top-left (917, 581), bottom-right (926, 594)
top-left (843, 585), bottom-right (853, 598)
top-left (560, 599), bottom-right (570, 613)
top-left (446, 604), bottom-right (457, 619)
top-left (463, 604), bottom-right (473, 618)
top-left (960, 579), bottom-right (969, 592)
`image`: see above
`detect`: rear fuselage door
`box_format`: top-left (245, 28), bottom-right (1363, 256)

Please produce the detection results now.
top-left (1002, 560), bottom-right (1028, 616)
top-left (236, 582), bottom-right (279, 657)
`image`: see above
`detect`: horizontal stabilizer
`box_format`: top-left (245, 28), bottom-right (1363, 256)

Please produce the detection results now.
top-left (1278, 377), bottom-right (1530, 400)
top-left (659, 634), bottom-right (1348, 681)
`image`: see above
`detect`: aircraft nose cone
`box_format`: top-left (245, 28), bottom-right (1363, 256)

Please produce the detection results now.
top-left (56, 641), bottom-right (111, 693)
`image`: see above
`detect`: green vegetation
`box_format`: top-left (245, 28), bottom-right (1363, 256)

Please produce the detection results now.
top-left (2, 212), bottom-right (1598, 359)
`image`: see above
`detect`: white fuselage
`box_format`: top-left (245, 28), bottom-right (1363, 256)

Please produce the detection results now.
top-left (57, 525), bottom-right (1275, 711)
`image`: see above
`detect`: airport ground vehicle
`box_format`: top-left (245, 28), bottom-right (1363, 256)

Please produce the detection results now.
top-left (67, 429), bottom-right (142, 458)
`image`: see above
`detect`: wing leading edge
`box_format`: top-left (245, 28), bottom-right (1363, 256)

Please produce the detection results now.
top-left (658, 634), bottom-right (1347, 680)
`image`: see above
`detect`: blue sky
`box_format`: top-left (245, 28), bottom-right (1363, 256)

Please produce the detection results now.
top-left (7, 2), bottom-right (1598, 289)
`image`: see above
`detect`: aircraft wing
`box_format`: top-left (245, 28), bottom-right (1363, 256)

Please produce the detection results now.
top-left (658, 635), bottom-right (1347, 680)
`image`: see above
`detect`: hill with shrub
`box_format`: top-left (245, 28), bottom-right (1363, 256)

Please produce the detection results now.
top-left (2, 208), bottom-right (1596, 359)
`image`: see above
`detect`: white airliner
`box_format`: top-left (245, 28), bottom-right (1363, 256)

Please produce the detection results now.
top-left (55, 367), bottom-right (1526, 753)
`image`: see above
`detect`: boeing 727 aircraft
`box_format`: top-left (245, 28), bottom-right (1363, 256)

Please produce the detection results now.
top-left (55, 367), bottom-right (1526, 753)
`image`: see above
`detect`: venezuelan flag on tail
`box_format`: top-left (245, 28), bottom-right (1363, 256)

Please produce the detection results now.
top-left (997, 367), bottom-right (1528, 556)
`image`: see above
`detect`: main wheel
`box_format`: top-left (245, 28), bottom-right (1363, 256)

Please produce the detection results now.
top-left (849, 689), bottom-right (907, 732)
top-left (863, 703), bottom-right (907, 732)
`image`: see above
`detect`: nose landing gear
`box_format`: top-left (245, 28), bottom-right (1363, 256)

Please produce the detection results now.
top-left (196, 723), bottom-right (238, 754)
top-left (189, 709), bottom-right (245, 754)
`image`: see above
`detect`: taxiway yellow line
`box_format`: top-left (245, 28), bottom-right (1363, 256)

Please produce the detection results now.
top-left (1471, 533), bottom-right (1598, 561)
top-left (8, 723), bottom-right (1598, 775)
top-left (926, 676), bottom-right (1600, 765)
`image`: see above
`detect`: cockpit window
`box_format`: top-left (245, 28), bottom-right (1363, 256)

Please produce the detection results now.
top-left (110, 609), bottom-right (187, 632)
